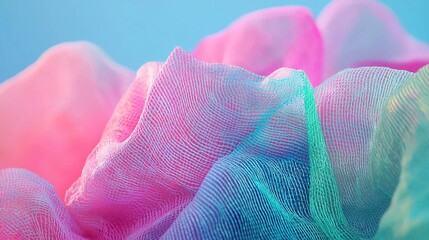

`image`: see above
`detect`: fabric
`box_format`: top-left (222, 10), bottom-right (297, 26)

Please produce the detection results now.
top-left (314, 67), bottom-right (412, 238)
top-left (66, 48), bottom-right (315, 239)
top-left (0, 42), bottom-right (133, 198)
top-left (193, 0), bottom-right (429, 87)
top-left (1, 0), bottom-right (429, 239)
top-left (1, 47), bottom-right (429, 239)
top-left (373, 66), bottom-right (429, 239)
top-left (192, 6), bottom-right (324, 86)
top-left (0, 169), bottom-right (84, 239)
top-left (318, 0), bottom-right (429, 79)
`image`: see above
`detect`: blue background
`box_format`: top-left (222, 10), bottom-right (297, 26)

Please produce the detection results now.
top-left (1, 0), bottom-right (428, 82)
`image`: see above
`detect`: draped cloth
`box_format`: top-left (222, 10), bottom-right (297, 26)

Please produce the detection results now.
top-left (1, 47), bottom-right (428, 239)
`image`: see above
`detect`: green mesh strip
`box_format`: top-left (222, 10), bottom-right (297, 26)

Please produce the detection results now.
top-left (302, 72), bottom-right (358, 239)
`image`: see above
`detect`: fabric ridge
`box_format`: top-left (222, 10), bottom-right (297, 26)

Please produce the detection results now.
top-left (1, 0), bottom-right (429, 238)
top-left (1, 46), bottom-right (428, 239)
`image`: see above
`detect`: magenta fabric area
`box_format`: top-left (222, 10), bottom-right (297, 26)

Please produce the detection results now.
top-left (1, 0), bottom-right (429, 239)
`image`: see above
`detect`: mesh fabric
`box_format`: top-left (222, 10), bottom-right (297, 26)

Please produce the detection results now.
top-left (314, 67), bottom-right (413, 238)
top-left (0, 48), bottom-right (428, 239)
top-left (373, 66), bottom-right (429, 239)
top-left (65, 48), bottom-right (321, 239)
top-left (0, 42), bottom-right (133, 198)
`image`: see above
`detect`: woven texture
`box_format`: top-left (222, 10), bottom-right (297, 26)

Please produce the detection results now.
top-left (373, 66), bottom-right (429, 239)
top-left (1, 46), bottom-right (428, 239)
top-left (0, 169), bottom-right (83, 239)
top-left (0, 42), bottom-right (133, 199)
top-left (314, 67), bottom-right (412, 238)
top-left (66, 48), bottom-right (318, 239)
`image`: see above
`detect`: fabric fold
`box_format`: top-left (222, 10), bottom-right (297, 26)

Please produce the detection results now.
top-left (373, 65), bottom-right (429, 239)
top-left (0, 42), bottom-right (134, 199)
top-left (65, 48), bottom-right (308, 238)
top-left (318, 0), bottom-right (429, 79)
top-left (0, 43), bottom-right (428, 239)
top-left (192, 6), bottom-right (323, 86)
top-left (0, 169), bottom-right (85, 239)
top-left (164, 70), bottom-right (326, 239)
top-left (314, 67), bottom-right (413, 238)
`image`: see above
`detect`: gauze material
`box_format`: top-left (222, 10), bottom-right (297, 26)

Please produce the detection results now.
top-left (192, 7), bottom-right (324, 86)
top-left (318, 0), bottom-right (429, 79)
top-left (373, 66), bottom-right (429, 239)
top-left (0, 46), bottom-right (428, 239)
top-left (314, 67), bottom-right (413, 238)
top-left (163, 68), bottom-right (325, 239)
top-left (0, 169), bottom-right (85, 239)
top-left (0, 42), bottom-right (133, 198)
top-left (65, 48), bottom-right (315, 238)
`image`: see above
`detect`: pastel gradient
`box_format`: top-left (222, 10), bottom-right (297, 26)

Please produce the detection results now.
top-left (1, 0), bottom-right (429, 239)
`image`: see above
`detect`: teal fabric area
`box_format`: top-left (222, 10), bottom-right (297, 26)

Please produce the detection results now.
top-left (0, 45), bottom-right (429, 238)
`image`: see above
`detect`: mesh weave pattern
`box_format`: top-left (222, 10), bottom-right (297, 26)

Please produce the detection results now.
top-left (0, 48), bottom-right (428, 239)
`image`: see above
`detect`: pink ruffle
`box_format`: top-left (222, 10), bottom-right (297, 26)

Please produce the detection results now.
top-left (0, 42), bottom-right (133, 198)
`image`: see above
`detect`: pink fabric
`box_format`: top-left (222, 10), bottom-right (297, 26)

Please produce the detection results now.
top-left (65, 48), bottom-right (301, 238)
top-left (192, 7), bottom-right (324, 86)
top-left (1, 1), bottom-right (429, 239)
top-left (318, 0), bottom-right (429, 79)
top-left (0, 42), bottom-right (133, 198)
top-left (0, 169), bottom-right (84, 239)
top-left (193, 1), bottom-right (429, 86)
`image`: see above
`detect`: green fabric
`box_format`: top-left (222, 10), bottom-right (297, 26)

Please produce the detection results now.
top-left (374, 65), bottom-right (429, 239)
top-left (304, 71), bottom-right (359, 239)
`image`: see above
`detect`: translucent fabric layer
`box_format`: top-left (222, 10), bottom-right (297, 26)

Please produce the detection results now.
top-left (373, 66), bottom-right (429, 239)
top-left (318, 0), bottom-right (429, 79)
top-left (1, 47), bottom-right (429, 239)
top-left (0, 42), bottom-right (133, 198)
top-left (192, 6), bottom-right (324, 86)
top-left (192, 0), bottom-right (429, 86)
top-left (314, 67), bottom-right (412, 238)
top-left (0, 169), bottom-right (84, 239)
top-left (65, 48), bottom-right (318, 238)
